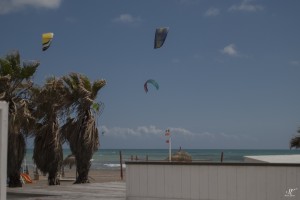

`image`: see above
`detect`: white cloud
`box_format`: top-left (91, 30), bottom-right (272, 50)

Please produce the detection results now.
top-left (100, 125), bottom-right (195, 138)
top-left (98, 125), bottom-right (260, 149)
top-left (0, 0), bottom-right (62, 14)
top-left (195, 131), bottom-right (239, 140)
top-left (137, 126), bottom-right (163, 135)
top-left (228, 0), bottom-right (263, 12)
top-left (290, 60), bottom-right (300, 66)
top-left (221, 44), bottom-right (238, 56)
top-left (193, 53), bottom-right (204, 60)
top-left (204, 7), bottom-right (220, 17)
top-left (65, 17), bottom-right (76, 23)
top-left (100, 125), bottom-right (163, 138)
top-left (169, 127), bottom-right (195, 136)
top-left (100, 125), bottom-right (244, 140)
top-left (112, 14), bottom-right (142, 24)
top-left (171, 58), bottom-right (180, 64)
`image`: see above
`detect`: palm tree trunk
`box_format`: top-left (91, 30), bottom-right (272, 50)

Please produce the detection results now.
top-left (8, 172), bottom-right (22, 187)
top-left (48, 171), bottom-right (60, 185)
top-left (74, 154), bottom-right (91, 184)
top-left (7, 133), bottom-right (26, 187)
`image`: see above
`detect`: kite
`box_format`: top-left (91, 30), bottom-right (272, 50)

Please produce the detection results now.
top-left (144, 79), bottom-right (159, 93)
top-left (154, 27), bottom-right (169, 49)
top-left (42, 33), bottom-right (54, 51)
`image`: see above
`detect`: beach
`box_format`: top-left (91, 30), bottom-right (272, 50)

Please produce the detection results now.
top-left (21, 168), bottom-right (125, 187)
top-left (8, 149), bottom-right (300, 199)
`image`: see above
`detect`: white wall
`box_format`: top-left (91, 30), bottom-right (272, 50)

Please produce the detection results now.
top-left (0, 101), bottom-right (8, 200)
top-left (126, 162), bottom-right (300, 200)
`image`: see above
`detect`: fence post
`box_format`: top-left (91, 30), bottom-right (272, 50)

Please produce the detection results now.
top-left (119, 151), bottom-right (123, 180)
top-left (221, 151), bottom-right (224, 163)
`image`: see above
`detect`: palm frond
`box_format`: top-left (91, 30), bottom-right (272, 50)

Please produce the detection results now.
top-left (91, 79), bottom-right (106, 99)
top-left (79, 74), bottom-right (92, 92)
top-left (21, 63), bottom-right (39, 79)
top-left (33, 120), bottom-right (63, 175)
top-left (290, 135), bottom-right (300, 149)
top-left (60, 72), bottom-right (106, 183)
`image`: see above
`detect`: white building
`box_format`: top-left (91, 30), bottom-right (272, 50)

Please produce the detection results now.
top-left (244, 154), bottom-right (300, 163)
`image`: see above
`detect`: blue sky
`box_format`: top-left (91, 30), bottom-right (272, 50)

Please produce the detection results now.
top-left (1, 0), bottom-right (300, 149)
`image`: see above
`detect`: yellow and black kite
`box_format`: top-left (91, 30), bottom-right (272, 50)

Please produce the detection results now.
top-left (42, 33), bottom-right (54, 51)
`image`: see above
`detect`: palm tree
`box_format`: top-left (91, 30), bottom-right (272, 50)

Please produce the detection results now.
top-left (0, 51), bottom-right (39, 187)
top-left (61, 73), bottom-right (106, 183)
top-left (32, 77), bottom-right (66, 185)
top-left (290, 129), bottom-right (300, 149)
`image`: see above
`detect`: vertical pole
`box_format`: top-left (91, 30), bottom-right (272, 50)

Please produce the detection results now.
top-left (165, 129), bottom-right (172, 162)
top-left (119, 151), bottom-right (123, 180)
top-left (0, 101), bottom-right (8, 200)
top-left (220, 151), bottom-right (224, 163)
top-left (76, 165), bottom-right (78, 180)
top-left (169, 136), bottom-right (172, 162)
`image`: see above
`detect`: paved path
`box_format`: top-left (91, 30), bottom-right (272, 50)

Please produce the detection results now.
top-left (7, 182), bottom-right (126, 200)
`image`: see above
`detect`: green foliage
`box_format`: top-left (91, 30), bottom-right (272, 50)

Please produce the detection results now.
top-left (91, 102), bottom-right (100, 112)
top-left (61, 72), bottom-right (106, 183)
top-left (91, 79), bottom-right (106, 99)
top-left (20, 65), bottom-right (39, 79)
top-left (0, 51), bottom-right (39, 187)
top-left (1, 51), bottom-right (107, 186)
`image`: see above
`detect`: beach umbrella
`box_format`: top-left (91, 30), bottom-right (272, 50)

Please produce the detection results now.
top-left (166, 149), bottom-right (192, 162)
top-left (63, 154), bottom-right (76, 169)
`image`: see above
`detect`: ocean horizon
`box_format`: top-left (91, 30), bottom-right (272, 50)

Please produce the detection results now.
top-left (23, 148), bottom-right (300, 171)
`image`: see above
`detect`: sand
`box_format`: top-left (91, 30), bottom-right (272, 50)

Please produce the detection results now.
top-left (8, 168), bottom-right (126, 200)
top-left (21, 167), bottom-right (125, 187)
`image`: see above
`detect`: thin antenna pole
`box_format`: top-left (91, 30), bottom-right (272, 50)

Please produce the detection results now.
top-left (169, 136), bottom-right (172, 162)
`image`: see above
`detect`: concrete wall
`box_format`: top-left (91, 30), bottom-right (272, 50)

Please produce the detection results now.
top-left (126, 162), bottom-right (300, 200)
top-left (0, 101), bottom-right (8, 200)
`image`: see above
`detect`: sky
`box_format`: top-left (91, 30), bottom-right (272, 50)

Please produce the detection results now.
top-left (1, 0), bottom-right (300, 149)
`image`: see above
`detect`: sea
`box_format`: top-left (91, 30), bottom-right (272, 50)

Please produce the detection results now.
top-left (23, 149), bottom-right (300, 171)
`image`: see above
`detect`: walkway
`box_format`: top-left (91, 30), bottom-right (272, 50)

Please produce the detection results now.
top-left (7, 182), bottom-right (126, 200)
